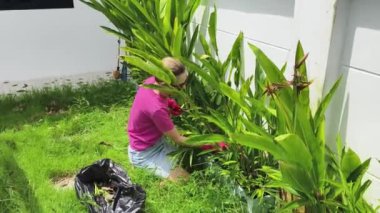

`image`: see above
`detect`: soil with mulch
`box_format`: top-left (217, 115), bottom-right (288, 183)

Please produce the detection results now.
top-left (52, 175), bottom-right (75, 189)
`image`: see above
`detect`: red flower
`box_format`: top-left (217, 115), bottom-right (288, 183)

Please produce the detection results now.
top-left (168, 98), bottom-right (183, 116)
top-left (218, 142), bottom-right (228, 150)
top-left (201, 141), bottom-right (228, 152)
top-left (200, 144), bottom-right (215, 150)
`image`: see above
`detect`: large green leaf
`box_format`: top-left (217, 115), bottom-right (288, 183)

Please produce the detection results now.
top-left (254, 60), bottom-right (265, 97)
top-left (142, 84), bottom-right (185, 99)
top-left (180, 57), bottom-right (220, 89)
top-left (231, 133), bottom-right (283, 160)
top-left (163, 0), bottom-right (173, 36)
top-left (199, 34), bottom-right (212, 56)
top-left (248, 97), bottom-right (276, 117)
top-left (194, 54), bottom-right (220, 80)
top-left (187, 25), bottom-right (200, 57)
top-left (341, 148), bottom-right (362, 180)
top-left (123, 47), bottom-right (176, 81)
top-left (184, 0), bottom-right (201, 25)
top-left (355, 179), bottom-right (372, 202)
top-left (347, 158), bottom-right (371, 183)
top-left (240, 76), bottom-right (253, 98)
top-left (272, 95), bottom-right (293, 131)
top-left (131, 25), bottom-right (169, 56)
top-left (185, 134), bottom-right (227, 146)
top-left (316, 117), bottom-right (326, 150)
top-left (201, 110), bottom-right (234, 135)
top-left (249, 43), bottom-right (287, 84)
top-left (90, 0), bottom-right (132, 34)
top-left (219, 83), bottom-right (251, 118)
top-left (105, 0), bottom-right (136, 25)
top-left (279, 197), bottom-right (309, 212)
top-left (294, 101), bottom-right (316, 144)
top-left (123, 56), bottom-right (174, 84)
top-left (158, 0), bottom-right (166, 18)
top-left (275, 134), bottom-right (312, 171)
top-left (172, 18), bottom-right (184, 56)
top-left (295, 41), bottom-right (307, 77)
top-left (100, 26), bottom-right (131, 43)
top-left (293, 42), bottom-right (311, 134)
top-left (280, 162), bottom-right (316, 198)
top-left (240, 117), bottom-right (271, 138)
top-left (314, 77), bottom-right (342, 130)
top-left (249, 43), bottom-right (294, 109)
top-left (175, 0), bottom-right (184, 23)
top-left (129, 0), bottom-right (160, 31)
top-left (226, 32), bottom-right (244, 82)
top-left (208, 5), bottom-right (218, 55)
top-left (280, 62), bottom-right (287, 74)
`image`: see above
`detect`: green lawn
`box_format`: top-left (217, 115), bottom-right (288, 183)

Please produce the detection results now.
top-left (0, 81), bottom-right (243, 213)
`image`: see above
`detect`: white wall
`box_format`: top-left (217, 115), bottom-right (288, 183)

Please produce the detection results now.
top-left (292, 0), bottom-right (339, 109)
top-left (195, 0), bottom-right (295, 79)
top-left (0, 0), bottom-right (117, 81)
top-left (324, 0), bottom-right (380, 204)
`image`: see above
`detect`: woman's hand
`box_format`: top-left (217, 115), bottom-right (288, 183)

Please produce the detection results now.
top-left (164, 127), bottom-right (203, 148)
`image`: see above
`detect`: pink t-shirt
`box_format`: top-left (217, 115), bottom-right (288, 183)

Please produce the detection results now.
top-left (127, 77), bottom-right (174, 151)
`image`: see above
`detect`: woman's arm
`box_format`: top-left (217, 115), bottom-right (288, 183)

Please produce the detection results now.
top-left (164, 127), bottom-right (187, 145)
top-left (164, 127), bottom-right (199, 147)
top-left (150, 108), bottom-right (195, 147)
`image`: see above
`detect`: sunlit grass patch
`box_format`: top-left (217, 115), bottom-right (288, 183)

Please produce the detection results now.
top-left (0, 80), bottom-right (136, 131)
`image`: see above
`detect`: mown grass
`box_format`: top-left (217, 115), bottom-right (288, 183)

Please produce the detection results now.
top-left (0, 80), bottom-right (244, 213)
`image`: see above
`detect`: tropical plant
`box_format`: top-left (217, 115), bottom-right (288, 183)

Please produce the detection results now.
top-left (189, 42), bottom-right (375, 212)
top-left (83, 0), bottom-right (274, 201)
top-left (81, 0), bottom-right (202, 83)
top-left (329, 137), bottom-right (374, 212)
top-left (83, 1), bottom-right (376, 211)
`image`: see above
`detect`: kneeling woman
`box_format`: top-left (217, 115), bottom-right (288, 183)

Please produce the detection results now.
top-left (127, 57), bottom-right (190, 181)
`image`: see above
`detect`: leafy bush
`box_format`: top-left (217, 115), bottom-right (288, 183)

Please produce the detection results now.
top-left (81, 0), bottom-right (201, 84)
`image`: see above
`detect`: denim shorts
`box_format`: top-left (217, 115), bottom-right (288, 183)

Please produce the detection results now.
top-left (128, 137), bottom-right (177, 178)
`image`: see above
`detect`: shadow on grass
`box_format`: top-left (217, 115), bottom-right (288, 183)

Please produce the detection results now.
top-left (0, 141), bottom-right (41, 211)
top-left (0, 80), bottom-right (136, 131)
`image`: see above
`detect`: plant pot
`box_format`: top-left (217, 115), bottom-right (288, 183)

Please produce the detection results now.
top-left (112, 70), bottom-right (121, 79)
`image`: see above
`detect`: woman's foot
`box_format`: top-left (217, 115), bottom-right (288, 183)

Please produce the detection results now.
top-left (168, 167), bottom-right (189, 182)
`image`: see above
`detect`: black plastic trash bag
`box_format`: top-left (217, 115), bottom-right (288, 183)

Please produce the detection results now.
top-left (75, 159), bottom-right (146, 213)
